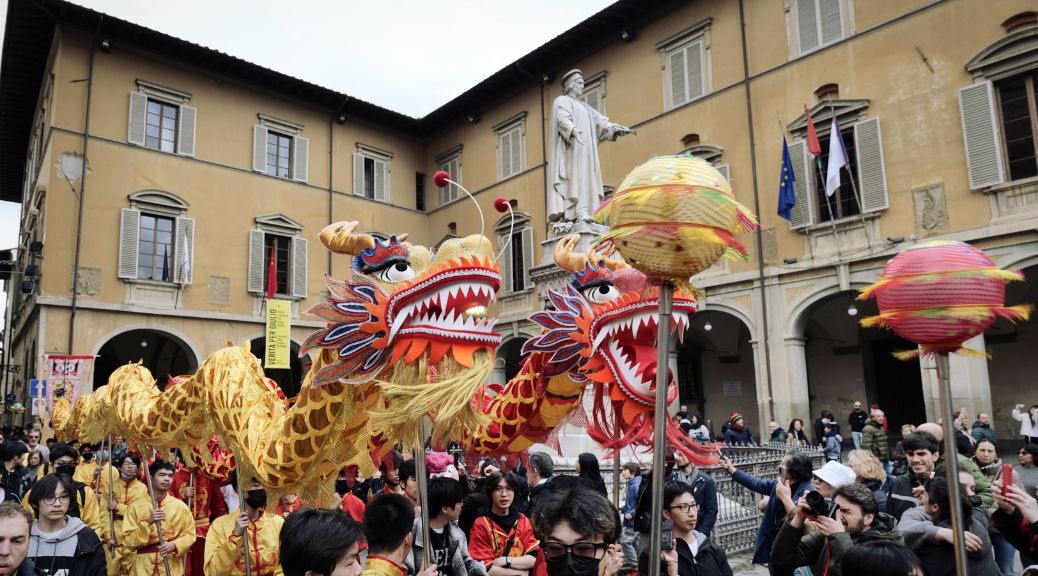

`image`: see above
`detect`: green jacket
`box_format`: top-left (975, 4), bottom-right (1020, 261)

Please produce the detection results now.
top-left (861, 418), bottom-right (889, 460)
top-left (937, 452), bottom-right (994, 508)
top-left (771, 512), bottom-right (904, 576)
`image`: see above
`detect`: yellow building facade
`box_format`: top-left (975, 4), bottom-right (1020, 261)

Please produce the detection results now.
top-left (2, 0), bottom-right (1036, 445)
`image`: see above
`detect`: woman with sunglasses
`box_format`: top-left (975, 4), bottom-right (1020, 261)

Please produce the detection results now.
top-left (530, 486), bottom-right (623, 576)
top-left (1016, 445), bottom-right (1038, 502)
top-left (639, 481), bottom-right (732, 576)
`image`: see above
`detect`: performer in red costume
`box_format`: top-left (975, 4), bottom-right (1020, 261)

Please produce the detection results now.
top-left (171, 465), bottom-right (229, 576)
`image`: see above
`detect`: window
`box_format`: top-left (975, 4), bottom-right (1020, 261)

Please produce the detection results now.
top-left (416, 172), bottom-right (426, 212)
top-left (959, 23), bottom-right (1038, 189)
top-left (247, 214), bottom-right (308, 299)
top-left (785, 103), bottom-right (888, 229)
top-left (137, 214), bottom-right (175, 281)
top-left (436, 146), bottom-right (462, 205)
top-left (794, 0), bottom-right (845, 55)
top-left (118, 191), bottom-right (194, 284)
top-left (352, 143), bottom-right (392, 201)
top-left (252, 114), bottom-right (308, 182)
top-left (496, 213), bottom-right (534, 293)
top-left (996, 72), bottom-right (1038, 181)
top-left (494, 113), bottom-right (526, 181)
top-left (128, 81), bottom-right (196, 156)
top-left (266, 131), bottom-right (293, 178)
top-left (578, 71), bottom-right (607, 114)
top-left (145, 100), bottom-right (178, 153)
top-left (813, 127), bottom-right (860, 222)
top-left (657, 19), bottom-right (711, 110)
top-left (263, 234), bottom-right (291, 296)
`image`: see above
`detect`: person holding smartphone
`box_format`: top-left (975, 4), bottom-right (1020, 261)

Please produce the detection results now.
top-left (637, 481), bottom-right (731, 576)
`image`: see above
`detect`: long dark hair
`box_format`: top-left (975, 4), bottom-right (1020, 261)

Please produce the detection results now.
top-left (577, 453), bottom-right (603, 482)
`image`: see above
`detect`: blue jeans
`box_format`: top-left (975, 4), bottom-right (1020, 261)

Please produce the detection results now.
top-left (852, 431), bottom-right (863, 449)
top-left (620, 527), bottom-right (639, 566)
top-left (990, 532), bottom-right (1016, 576)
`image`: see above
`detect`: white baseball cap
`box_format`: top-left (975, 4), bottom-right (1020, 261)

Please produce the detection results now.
top-left (813, 461), bottom-right (857, 489)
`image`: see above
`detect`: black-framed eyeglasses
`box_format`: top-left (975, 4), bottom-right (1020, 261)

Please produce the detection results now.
top-left (542, 542), bottom-right (607, 559)
top-left (42, 494), bottom-right (71, 505)
top-left (668, 503), bottom-right (698, 513)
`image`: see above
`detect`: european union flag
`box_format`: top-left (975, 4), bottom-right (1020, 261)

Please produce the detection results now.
top-left (777, 137), bottom-right (796, 221)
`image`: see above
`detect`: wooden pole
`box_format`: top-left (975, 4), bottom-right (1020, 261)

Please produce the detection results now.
top-left (105, 436), bottom-right (116, 557)
top-left (415, 417), bottom-right (433, 569)
top-left (935, 353), bottom-right (968, 576)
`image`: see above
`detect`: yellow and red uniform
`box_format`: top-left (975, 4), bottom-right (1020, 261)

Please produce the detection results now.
top-left (204, 510), bottom-right (284, 576)
top-left (121, 492), bottom-right (196, 576)
top-left (170, 468), bottom-right (228, 576)
top-left (340, 492), bottom-right (366, 523)
top-left (468, 512), bottom-right (540, 569)
top-left (100, 472), bottom-right (150, 575)
top-left (361, 555), bottom-right (407, 576)
top-left (75, 459), bottom-right (99, 488)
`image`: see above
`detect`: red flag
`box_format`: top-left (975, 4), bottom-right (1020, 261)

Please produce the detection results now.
top-left (805, 105), bottom-right (822, 158)
top-left (266, 244), bottom-right (277, 300)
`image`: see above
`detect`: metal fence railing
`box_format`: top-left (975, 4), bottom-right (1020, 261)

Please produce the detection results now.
top-left (708, 443), bottom-right (826, 554)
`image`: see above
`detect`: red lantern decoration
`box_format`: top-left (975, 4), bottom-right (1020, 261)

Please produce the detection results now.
top-left (858, 240), bottom-right (1031, 358)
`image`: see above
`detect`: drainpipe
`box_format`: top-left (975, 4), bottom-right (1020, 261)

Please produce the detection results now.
top-left (738, 0), bottom-right (776, 422)
top-left (68, 18), bottom-right (102, 355)
top-left (328, 100), bottom-right (349, 275)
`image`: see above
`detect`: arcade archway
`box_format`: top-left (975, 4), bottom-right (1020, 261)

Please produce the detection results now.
top-left (799, 290), bottom-right (924, 439)
top-left (497, 337), bottom-right (530, 385)
top-left (986, 262), bottom-right (1038, 436)
top-left (676, 310), bottom-right (758, 437)
top-left (94, 328), bottom-right (198, 390)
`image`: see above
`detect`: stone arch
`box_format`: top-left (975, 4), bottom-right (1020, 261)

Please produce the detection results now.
top-left (701, 299), bottom-right (757, 342)
top-left (92, 326), bottom-right (201, 392)
top-left (786, 281), bottom-right (872, 339)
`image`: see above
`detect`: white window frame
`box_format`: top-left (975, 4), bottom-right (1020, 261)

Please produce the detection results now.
top-left (128, 80), bottom-right (196, 157)
top-left (657, 19), bottom-right (712, 111)
top-left (493, 112), bottom-right (527, 181)
top-left (247, 214), bottom-right (308, 300)
top-left (353, 143), bottom-right (393, 202)
top-left (118, 190), bottom-right (194, 285)
top-left (435, 145), bottom-right (463, 206)
top-left (577, 71), bottom-right (607, 114)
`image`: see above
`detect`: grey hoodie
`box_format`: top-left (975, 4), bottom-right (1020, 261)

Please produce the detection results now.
top-left (29, 516), bottom-right (87, 575)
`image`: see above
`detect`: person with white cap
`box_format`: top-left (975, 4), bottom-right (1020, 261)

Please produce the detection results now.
top-left (812, 461), bottom-right (858, 499)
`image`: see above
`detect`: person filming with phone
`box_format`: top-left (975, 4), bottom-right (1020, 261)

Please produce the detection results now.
top-left (638, 481), bottom-right (731, 576)
top-left (771, 483), bottom-right (904, 576)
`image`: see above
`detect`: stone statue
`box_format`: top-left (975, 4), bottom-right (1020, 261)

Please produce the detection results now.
top-left (547, 69), bottom-right (634, 234)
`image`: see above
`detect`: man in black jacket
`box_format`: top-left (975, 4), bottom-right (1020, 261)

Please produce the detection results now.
top-left (887, 432), bottom-right (940, 521)
top-left (848, 401), bottom-right (868, 450)
top-left (771, 483), bottom-right (904, 576)
top-left (666, 450), bottom-right (718, 537)
top-left (638, 481), bottom-right (731, 576)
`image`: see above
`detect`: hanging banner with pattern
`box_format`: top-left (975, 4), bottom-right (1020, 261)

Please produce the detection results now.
top-left (44, 355), bottom-right (93, 413)
top-left (265, 299), bottom-right (291, 369)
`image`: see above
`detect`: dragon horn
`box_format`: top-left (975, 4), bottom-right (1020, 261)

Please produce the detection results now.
top-left (319, 221), bottom-right (376, 255)
top-left (589, 240), bottom-right (629, 271)
top-left (554, 234), bottom-right (587, 273)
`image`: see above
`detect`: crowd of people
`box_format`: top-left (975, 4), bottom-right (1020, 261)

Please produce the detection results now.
top-left (0, 401), bottom-right (1033, 576)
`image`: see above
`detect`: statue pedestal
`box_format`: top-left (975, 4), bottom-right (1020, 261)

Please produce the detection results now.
top-left (529, 220), bottom-right (609, 305)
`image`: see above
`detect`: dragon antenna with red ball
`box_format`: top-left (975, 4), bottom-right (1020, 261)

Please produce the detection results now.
top-left (432, 170), bottom-right (516, 263)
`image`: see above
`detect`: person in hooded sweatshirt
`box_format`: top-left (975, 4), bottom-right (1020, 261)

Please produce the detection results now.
top-left (26, 474), bottom-right (106, 576)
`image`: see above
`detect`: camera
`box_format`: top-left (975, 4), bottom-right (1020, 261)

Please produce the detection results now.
top-left (805, 490), bottom-right (839, 519)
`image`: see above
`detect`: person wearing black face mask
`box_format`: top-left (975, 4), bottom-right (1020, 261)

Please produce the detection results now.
top-left (205, 478), bottom-right (285, 575)
top-left (530, 486), bottom-right (624, 576)
top-left (21, 442), bottom-right (104, 537)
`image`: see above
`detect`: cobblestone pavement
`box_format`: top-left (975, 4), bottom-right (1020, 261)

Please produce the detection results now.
top-left (728, 551), bottom-right (769, 575)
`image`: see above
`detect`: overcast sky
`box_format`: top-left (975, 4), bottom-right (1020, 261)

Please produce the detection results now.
top-left (0, 0), bottom-right (615, 325)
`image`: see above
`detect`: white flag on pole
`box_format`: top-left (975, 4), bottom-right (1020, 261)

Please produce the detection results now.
top-left (825, 116), bottom-right (848, 197)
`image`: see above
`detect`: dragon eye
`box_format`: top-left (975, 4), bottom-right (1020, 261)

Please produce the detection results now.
top-left (582, 283), bottom-right (619, 304)
top-left (374, 261), bottom-right (415, 283)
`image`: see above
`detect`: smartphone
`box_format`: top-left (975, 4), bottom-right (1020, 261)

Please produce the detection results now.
top-left (660, 518), bottom-right (674, 551)
top-left (1002, 464), bottom-right (1013, 497)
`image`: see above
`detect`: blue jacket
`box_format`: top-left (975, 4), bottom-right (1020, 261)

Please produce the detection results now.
top-left (732, 470), bottom-right (813, 565)
top-left (723, 426), bottom-right (754, 444)
top-left (621, 475), bottom-right (641, 527)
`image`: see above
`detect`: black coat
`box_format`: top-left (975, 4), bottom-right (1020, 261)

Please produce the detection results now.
top-left (638, 532), bottom-right (732, 576)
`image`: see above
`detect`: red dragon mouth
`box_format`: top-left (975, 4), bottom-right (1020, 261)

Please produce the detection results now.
top-left (590, 298), bottom-right (694, 407)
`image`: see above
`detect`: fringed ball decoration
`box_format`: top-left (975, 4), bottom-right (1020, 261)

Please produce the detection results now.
top-left (593, 155), bottom-right (757, 287)
top-left (858, 240), bottom-right (1031, 358)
